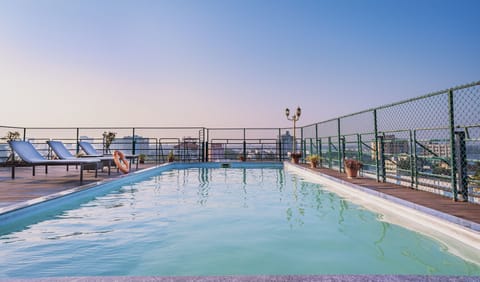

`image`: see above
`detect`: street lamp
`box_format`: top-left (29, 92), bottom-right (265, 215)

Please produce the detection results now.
top-left (285, 106), bottom-right (301, 155)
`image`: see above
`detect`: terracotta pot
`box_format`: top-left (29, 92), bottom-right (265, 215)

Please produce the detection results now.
top-left (310, 162), bottom-right (317, 168)
top-left (345, 167), bottom-right (359, 178)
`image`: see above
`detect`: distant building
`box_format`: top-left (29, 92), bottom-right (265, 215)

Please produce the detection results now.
top-left (371, 135), bottom-right (409, 160)
top-left (112, 135), bottom-right (149, 154)
top-left (174, 137), bottom-right (200, 161)
top-left (425, 141), bottom-right (451, 157)
top-left (279, 131), bottom-right (294, 157)
top-left (209, 143), bottom-right (224, 161)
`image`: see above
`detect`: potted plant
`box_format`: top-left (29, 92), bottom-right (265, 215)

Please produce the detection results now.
top-left (290, 152), bottom-right (302, 164)
top-left (4, 131), bottom-right (21, 163)
top-left (307, 154), bottom-right (320, 168)
top-left (167, 151), bottom-right (175, 162)
top-left (344, 159), bottom-right (363, 178)
top-left (102, 131), bottom-right (116, 154)
top-left (139, 154), bottom-right (146, 164)
top-left (5, 131), bottom-right (21, 141)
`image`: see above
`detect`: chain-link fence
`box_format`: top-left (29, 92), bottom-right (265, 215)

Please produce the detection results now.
top-left (303, 81), bottom-right (480, 203)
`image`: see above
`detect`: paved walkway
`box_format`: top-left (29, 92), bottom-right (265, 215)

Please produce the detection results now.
top-left (300, 164), bottom-right (480, 226)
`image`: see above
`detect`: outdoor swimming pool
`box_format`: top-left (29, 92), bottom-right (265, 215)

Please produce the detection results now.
top-left (0, 163), bottom-right (479, 277)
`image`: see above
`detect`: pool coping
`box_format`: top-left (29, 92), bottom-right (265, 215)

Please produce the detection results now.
top-left (0, 274), bottom-right (478, 282)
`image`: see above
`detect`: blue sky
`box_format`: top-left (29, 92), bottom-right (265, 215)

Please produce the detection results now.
top-left (0, 0), bottom-right (478, 128)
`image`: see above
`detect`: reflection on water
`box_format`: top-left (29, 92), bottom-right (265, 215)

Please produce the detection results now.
top-left (0, 167), bottom-right (479, 277)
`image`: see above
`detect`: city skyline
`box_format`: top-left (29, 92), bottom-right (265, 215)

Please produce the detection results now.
top-left (1, 1), bottom-right (479, 128)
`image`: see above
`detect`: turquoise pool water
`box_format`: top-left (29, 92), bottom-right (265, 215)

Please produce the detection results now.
top-left (1, 166), bottom-right (479, 277)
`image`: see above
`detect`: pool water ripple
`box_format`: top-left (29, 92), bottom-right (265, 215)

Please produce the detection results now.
top-left (1, 167), bottom-right (479, 277)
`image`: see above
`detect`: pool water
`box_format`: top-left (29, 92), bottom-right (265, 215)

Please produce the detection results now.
top-left (1, 167), bottom-right (479, 277)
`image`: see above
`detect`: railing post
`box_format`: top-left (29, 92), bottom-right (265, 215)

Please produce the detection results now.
top-left (243, 128), bottom-right (247, 161)
top-left (132, 128), bottom-right (136, 155)
top-left (205, 129), bottom-right (209, 162)
top-left (278, 128), bottom-right (282, 162)
top-left (23, 128), bottom-right (26, 141)
top-left (76, 128), bottom-right (80, 155)
top-left (448, 89), bottom-right (458, 201)
top-left (374, 109), bottom-right (380, 182)
top-left (156, 138), bottom-right (159, 165)
top-left (337, 118), bottom-right (342, 172)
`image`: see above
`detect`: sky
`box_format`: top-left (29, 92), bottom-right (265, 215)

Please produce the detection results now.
top-left (0, 0), bottom-right (479, 129)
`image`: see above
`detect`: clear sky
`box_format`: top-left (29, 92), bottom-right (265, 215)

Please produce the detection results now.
top-left (0, 0), bottom-right (478, 128)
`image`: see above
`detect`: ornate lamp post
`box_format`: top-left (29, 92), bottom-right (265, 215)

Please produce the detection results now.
top-left (285, 106), bottom-right (301, 163)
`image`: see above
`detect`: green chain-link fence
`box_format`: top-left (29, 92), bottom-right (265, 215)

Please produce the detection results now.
top-left (304, 81), bottom-right (480, 203)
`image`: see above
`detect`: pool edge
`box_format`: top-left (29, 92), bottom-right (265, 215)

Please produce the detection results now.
top-left (285, 162), bottom-right (480, 260)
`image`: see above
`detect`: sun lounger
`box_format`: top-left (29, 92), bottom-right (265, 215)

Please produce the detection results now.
top-left (9, 140), bottom-right (101, 183)
top-left (78, 141), bottom-right (139, 171)
top-left (48, 140), bottom-right (112, 175)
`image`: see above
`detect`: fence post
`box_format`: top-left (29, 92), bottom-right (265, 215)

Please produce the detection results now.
top-left (301, 127), bottom-right (304, 162)
top-left (309, 138), bottom-right (313, 157)
top-left (448, 89), bottom-right (458, 201)
top-left (337, 118), bottom-right (342, 172)
top-left (23, 128), bottom-right (26, 141)
top-left (380, 134), bottom-right (386, 182)
top-left (374, 110), bottom-right (380, 182)
top-left (357, 134), bottom-right (362, 162)
top-left (341, 136), bottom-right (346, 173)
top-left (455, 131), bottom-right (468, 202)
top-left (328, 136), bottom-right (332, 168)
top-left (409, 130), bottom-right (415, 188)
top-left (319, 137), bottom-right (323, 167)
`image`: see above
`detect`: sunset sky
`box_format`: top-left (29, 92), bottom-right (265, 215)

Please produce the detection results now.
top-left (1, 0), bottom-right (478, 128)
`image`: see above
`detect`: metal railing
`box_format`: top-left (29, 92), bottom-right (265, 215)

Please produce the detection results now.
top-left (1, 80), bottom-right (479, 202)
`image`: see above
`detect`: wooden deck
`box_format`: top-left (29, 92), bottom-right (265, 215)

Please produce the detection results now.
top-left (0, 163), bottom-right (155, 208)
top-left (300, 164), bottom-right (480, 225)
top-left (1, 163), bottom-right (479, 228)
